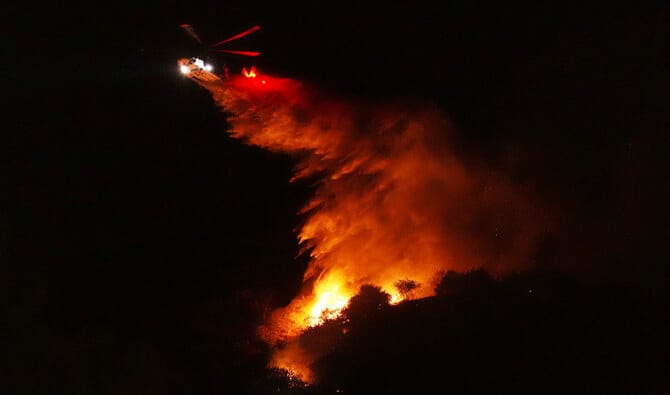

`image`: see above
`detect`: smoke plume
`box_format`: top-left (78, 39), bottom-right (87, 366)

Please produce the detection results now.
top-left (195, 72), bottom-right (553, 380)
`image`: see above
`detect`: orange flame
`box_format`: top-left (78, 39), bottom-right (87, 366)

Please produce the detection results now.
top-left (196, 72), bottom-right (555, 383)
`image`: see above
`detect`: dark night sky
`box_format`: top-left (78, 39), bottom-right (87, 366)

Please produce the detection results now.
top-left (10, 0), bottom-right (668, 281)
top-left (4, 1), bottom-right (670, 392)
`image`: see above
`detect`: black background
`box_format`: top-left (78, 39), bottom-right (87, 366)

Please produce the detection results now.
top-left (4, 1), bottom-right (669, 393)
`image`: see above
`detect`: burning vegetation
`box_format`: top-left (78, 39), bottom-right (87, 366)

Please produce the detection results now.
top-left (191, 68), bottom-right (555, 382)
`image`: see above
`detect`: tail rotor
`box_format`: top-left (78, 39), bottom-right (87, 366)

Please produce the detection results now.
top-left (180, 23), bottom-right (262, 58)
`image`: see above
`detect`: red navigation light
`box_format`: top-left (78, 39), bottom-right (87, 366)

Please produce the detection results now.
top-left (242, 66), bottom-right (258, 78)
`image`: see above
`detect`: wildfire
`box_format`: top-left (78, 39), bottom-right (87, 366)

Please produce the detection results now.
top-left (299, 274), bottom-right (405, 329)
top-left (308, 289), bottom-right (348, 326)
top-left (189, 67), bottom-right (553, 383)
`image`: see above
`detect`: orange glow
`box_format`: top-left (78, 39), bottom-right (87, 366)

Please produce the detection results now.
top-left (308, 289), bottom-right (348, 326)
top-left (278, 270), bottom-right (405, 333)
top-left (189, 69), bottom-right (555, 383)
top-left (268, 341), bottom-right (315, 383)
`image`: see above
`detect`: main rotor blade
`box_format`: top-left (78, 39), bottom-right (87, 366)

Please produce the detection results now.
top-left (212, 25), bottom-right (261, 47)
top-left (213, 49), bottom-right (261, 57)
top-left (179, 23), bottom-right (202, 44)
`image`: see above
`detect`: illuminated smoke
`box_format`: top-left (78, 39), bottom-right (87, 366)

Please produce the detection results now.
top-left (195, 72), bottom-right (552, 381)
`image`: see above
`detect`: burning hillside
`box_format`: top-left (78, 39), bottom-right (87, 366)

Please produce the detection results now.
top-left (188, 68), bottom-right (553, 381)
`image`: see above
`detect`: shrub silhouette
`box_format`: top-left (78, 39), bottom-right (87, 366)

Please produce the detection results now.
top-left (342, 285), bottom-right (390, 325)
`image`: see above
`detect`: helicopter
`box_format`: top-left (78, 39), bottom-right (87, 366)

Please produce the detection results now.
top-left (178, 23), bottom-right (261, 81)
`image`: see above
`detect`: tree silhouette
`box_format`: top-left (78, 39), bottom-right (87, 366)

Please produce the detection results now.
top-left (394, 279), bottom-right (420, 301)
